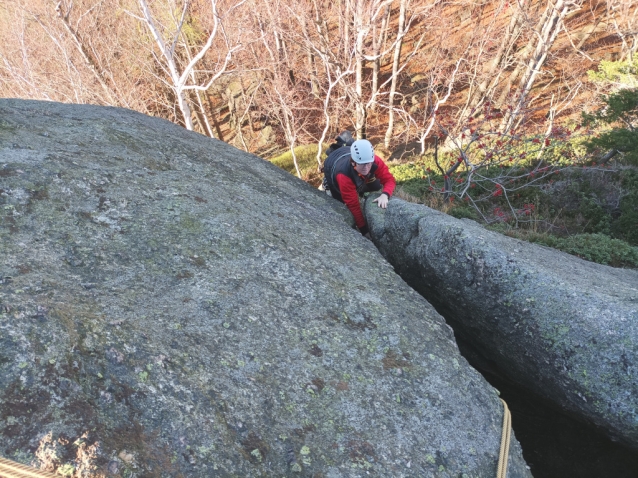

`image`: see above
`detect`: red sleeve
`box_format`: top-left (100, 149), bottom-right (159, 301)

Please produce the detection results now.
top-left (336, 173), bottom-right (366, 229)
top-left (374, 155), bottom-right (396, 197)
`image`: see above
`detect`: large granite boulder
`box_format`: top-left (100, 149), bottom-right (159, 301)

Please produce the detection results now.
top-left (365, 197), bottom-right (638, 449)
top-left (0, 100), bottom-right (531, 477)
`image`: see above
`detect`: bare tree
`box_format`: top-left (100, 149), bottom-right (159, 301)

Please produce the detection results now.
top-left (607, 0), bottom-right (638, 61)
top-left (0, 2), bottom-right (53, 100)
top-left (0, 0), bottom-right (625, 166)
top-left (0, 0), bottom-right (159, 111)
top-left (351, 0), bottom-right (397, 138)
top-left (384, 0), bottom-right (409, 147)
top-left (425, 101), bottom-right (580, 225)
top-left (283, 0), bottom-right (356, 165)
top-left (313, 53), bottom-right (356, 168)
top-left (251, 0), bottom-right (316, 176)
top-left (265, 81), bottom-right (308, 177)
top-left (370, 3), bottom-right (391, 110)
top-left (455, 0), bottom-right (527, 127)
top-left (499, 0), bottom-right (584, 132)
top-left (417, 58), bottom-right (465, 154)
top-left (130, 0), bottom-right (243, 132)
top-left (52, 0), bottom-right (119, 105)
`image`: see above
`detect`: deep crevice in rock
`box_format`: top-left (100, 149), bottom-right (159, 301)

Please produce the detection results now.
top-left (364, 197), bottom-right (638, 476)
top-left (398, 273), bottom-right (638, 478)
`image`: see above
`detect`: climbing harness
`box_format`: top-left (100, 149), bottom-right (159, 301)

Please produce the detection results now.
top-left (497, 398), bottom-right (512, 478)
top-left (0, 456), bottom-right (57, 478)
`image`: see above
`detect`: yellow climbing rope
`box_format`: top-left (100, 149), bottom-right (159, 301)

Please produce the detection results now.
top-left (0, 457), bottom-right (57, 478)
top-left (497, 398), bottom-right (512, 478)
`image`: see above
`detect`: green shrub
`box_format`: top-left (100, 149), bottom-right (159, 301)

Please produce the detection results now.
top-left (577, 195), bottom-right (611, 234)
top-left (388, 159), bottom-right (446, 200)
top-left (581, 84), bottom-right (638, 165)
top-left (612, 169), bottom-right (638, 245)
top-left (611, 210), bottom-right (638, 246)
top-left (394, 178), bottom-right (432, 199)
top-left (530, 233), bottom-right (638, 268)
top-left (389, 162), bottom-right (429, 183)
top-left (587, 58), bottom-right (638, 88)
top-left (448, 206), bottom-right (479, 220)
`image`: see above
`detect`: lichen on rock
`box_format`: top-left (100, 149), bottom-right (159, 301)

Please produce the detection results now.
top-left (365, 196), bottom-right (638, 450)
top-left (0, 99), bottom-right (530, 476)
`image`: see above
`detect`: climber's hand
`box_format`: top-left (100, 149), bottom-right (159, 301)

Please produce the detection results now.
top-left (373, 194), bottom-right (389, 209)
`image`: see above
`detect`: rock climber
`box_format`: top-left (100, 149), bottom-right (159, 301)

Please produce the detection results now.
top-left (322, 137), bottom-right (396, 239)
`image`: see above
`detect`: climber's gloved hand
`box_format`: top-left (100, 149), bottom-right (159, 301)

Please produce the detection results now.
top-left (373, 193), bottom-right (389, 209)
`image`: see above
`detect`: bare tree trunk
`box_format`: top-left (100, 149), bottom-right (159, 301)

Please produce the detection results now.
top-left (286, 122), bottom-right (302, 179)
top-left (182, 38), bottom-right (215, 138)
top-left (354, 0), bottom-right (366, 139)
top-left (137, 0), bottom-right (195, 129)
top-left (501, 0), bottom-right (582, 132)
top-left (301, 17), bottom-right (320, 99)
top-left (176, 86), bottom-right (195, 130)
top-left (384, 0), bottom-right (408, 148)
top-left (343, 0), bottom-right (351, 60)
top-left (135, 0), bottom-right (241, 131)
top-left (418, 59), bottom-right (463, 154)
top-left (240, 80), bottom-right (256, 133)
top-left (371, 4), bottom-right (391, 110)
top-left (495, 0), bottom-right (555, 109)
top-left (461, 0), bottom-right (525, 120)
top-left (53, 2), bottom-right (118, 105)
top-left (206, 94), bottom-right (225, 140)
top-left (193, 90), bottom-right (215, 137)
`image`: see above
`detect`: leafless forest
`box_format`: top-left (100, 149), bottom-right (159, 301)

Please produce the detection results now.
top-left (1, 0), bottom-right (636, 161)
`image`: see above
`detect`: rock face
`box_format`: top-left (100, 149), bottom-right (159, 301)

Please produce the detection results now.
top-left (0, 100), bottom-right (531, 477)
top-left (365, 197), bottom-right (638, 450)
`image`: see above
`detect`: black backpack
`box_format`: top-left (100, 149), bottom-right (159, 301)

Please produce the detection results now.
top-left (324, 131), bottom-right (354, 158)
top-left (321, 131), bottom-right (355, 193)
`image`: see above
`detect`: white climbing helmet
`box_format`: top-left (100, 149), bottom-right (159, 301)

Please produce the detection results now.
top-left (351, 139), bottom-right (374, 164)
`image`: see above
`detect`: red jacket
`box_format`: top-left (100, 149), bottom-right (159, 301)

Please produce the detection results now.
top-left (335, 155), bottom-right (396, 230)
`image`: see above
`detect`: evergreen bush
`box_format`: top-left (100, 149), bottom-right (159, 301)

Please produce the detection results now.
top-left (549, 233), bottom-right (638, 268)
top-left (583, 59), bottom-right (638, 165)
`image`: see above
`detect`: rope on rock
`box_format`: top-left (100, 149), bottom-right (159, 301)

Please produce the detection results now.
top-left (497, 398), bottom-right (512, 478)
top-left (0, 402), bottom-right (515, 478)
top-left (0, 457), bottom-right (57, 478)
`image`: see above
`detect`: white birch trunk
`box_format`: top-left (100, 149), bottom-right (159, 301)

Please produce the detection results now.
top-left (371, 5), bottom-right (391, 110)
top-left (354, 0), bottom-right (366, 138)
top-left (384, 0), bottom-right (408, 148)
top-left (502, 0), bottom-right (582, 132)
top-left (136, 0), bottom-right (240, 131)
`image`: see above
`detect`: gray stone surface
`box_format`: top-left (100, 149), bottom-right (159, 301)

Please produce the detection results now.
top-left (0, 100), bottom-right (530, 477)
top-left (365, 196), bottom-right (638, 450)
